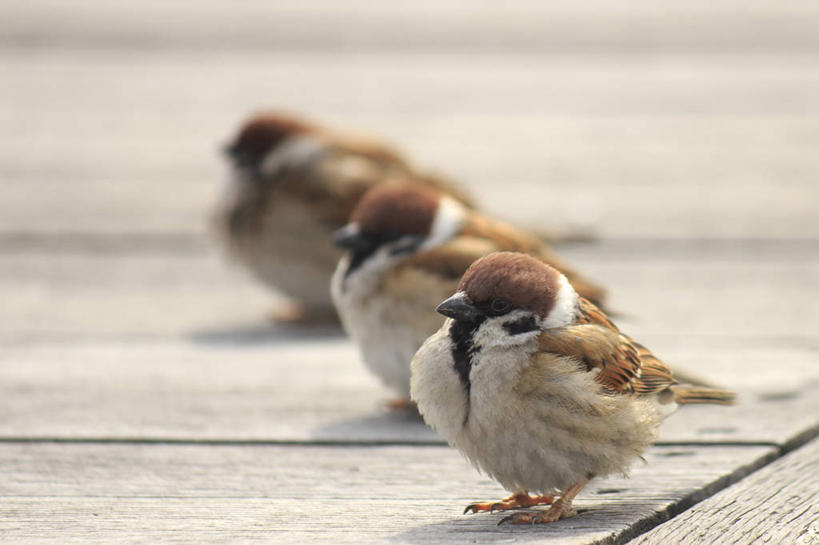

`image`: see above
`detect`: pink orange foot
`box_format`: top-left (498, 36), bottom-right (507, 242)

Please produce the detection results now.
top-left (464, 493), bottom-right (555, 514)
top-left (386, 398), bottom-right (417, 412)
top-left (497, 480), bottom-right (589, 525)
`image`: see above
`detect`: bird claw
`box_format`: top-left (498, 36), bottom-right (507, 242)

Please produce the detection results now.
top-left (464, 493), bottom-right (555, 515)
top-left (497, 505), bottom-right (578, 525)
top-left (497, 512), bottom-right (537, 525)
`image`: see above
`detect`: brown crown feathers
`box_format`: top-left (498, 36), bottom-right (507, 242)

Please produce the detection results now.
top-left (347, 184), bottom-right (607, 308)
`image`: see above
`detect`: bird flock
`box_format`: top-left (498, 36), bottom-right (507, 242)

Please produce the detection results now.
top-left (213, 112), bottom-right (734, 525)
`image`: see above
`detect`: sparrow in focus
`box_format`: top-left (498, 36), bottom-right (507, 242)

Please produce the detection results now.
top-left (410, 252), bottom-right (734, 524)
top-left (213, 112), bottom-right (472, 322)
top-left (331, 184), bottom-right (606, 404)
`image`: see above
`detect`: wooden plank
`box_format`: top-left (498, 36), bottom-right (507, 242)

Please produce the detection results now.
top-left (1, 247), bottom-right (816, 340)
top-left (0, 338), bottom-right (815, 445)
top-left (5, 0), bottom-right (819, 53)
top-left (632, 438), bottom-right (819, 545)
top-left (0, 245), bottom-right (814, 444)
top-left (0, 442), bottom-right (778, 544)
top-left (3, 51), bottom-right (819, 239)
top-left (4, 52), bottom-right (819, 120)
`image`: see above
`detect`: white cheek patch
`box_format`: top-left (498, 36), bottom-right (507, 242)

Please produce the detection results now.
top-left (422, 196), bottom-right (466, 250)
top-left (542, 274), bottom-right (579, 329)
top-left (472, 310), bottom-right (541, 351)
top-left (260, 134), bottom-right (324, 178)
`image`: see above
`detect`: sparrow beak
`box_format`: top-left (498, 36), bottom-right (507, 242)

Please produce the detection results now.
top-left (436, 292), bottom-right (482, 322)
top-left (223, 145), bottom-right (257, 171)
top-left (222, 142), bottom-right (240, 159)
top-left (332, 224), bottom-right (374, 252)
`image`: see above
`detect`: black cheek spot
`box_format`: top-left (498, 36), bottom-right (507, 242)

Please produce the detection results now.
top-left (502, 316), bottom-right (538, 335)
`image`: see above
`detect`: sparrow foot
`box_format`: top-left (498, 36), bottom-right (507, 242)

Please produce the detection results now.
top-left (386, 398), bottom-right (417, 412)
top-left (464, 493), bottom-right (554, 514)
top-left (497, 480), bottom-right (588, 525)
top-left (269, 304), bottom-right (338, 325)
top-left (497, 500), bottom-right (577, 525)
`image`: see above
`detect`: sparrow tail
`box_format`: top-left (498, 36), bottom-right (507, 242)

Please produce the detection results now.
top-left (671, 385), bottom-right (736, 405)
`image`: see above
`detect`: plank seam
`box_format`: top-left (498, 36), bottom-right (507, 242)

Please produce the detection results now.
top-left (610, 423), bottom-right (819, 545)
top-left (0, 437), bottom-right (794, 448)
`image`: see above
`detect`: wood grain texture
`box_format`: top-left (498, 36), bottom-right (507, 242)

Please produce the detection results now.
top-left (632, 439), bottom-right (819, 545)
top-left (5, 0), bottom-right (819, 53)
top-left (0, 443), bottom-right (777, 545)
top-left (1, 247), bottom-right (816, 340)
top-left (0, 339), bottom-right (815, 445)
top-left (2, 51), bottom-right (819, 239)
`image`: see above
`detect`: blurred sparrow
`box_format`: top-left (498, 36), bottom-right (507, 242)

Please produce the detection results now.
top-left (331, 184), bottom-right (606, 404)
top-left (410, 252), bottom-right (734, 524)
top-left (213, 113), bottom-right (472, 322)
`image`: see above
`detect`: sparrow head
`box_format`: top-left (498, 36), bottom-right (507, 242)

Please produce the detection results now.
top-left (223, 114), bottom-right (315, 172)
top-left (437, 252), bottom-right (580, 334)
top-left (333, 183), bottom-right (467, 273)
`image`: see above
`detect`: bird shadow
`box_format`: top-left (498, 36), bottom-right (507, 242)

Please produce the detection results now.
top-left (393, 502), bottom-right (648, 544)
top-left (310, 406), bottom-right (438, 443)
top-left (185, 319), bottom-right (345, 346)
top-left (391, 506), bottom-right (607, 544)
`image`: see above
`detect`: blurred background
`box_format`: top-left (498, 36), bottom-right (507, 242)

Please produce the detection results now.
top-left (2, 0), bottom-right (818, 347)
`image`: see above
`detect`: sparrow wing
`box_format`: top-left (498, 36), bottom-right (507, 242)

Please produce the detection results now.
top-left (537, 299), bottom-right (675, 396)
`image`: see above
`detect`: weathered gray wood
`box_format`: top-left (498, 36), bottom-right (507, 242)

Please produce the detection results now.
top-left (0, 244), bottom-right (815, 445)
top-left (5, 0), bottom-right (819, 53)
top-left (1, 247), bottom-right (816, 340)
top-left (0, 338), bottom-right (815, 445)
top-left (4, 53), bottom-right (819, 123)
top-left (2, 52), bottom-right (819, 238)
top-left (632, 439), bottom-right (819, 545)
top-left (0, 442), bottom-right (777, 544)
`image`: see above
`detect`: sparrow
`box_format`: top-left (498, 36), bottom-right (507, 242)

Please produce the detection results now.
top-left (410, 251), bottom-right (734, 524)
top-left (213, 112), bottom-right (472, 322)
top-left (330, 184), bottom-right (606, 404)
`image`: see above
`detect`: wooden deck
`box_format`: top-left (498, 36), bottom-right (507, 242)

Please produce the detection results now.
top-left (2, 2), bottom-right (818, 543)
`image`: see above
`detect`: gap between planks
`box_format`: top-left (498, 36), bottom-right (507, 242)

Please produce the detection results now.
top-left (0, 440), bottom-right (813, 544)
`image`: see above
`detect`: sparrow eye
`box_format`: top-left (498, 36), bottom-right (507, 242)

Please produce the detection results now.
top-left (489, 298), bottom-right (511, 314)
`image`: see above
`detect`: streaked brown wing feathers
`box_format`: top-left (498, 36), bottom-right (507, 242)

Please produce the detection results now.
top-left (538, 302), bottom-right (675, 395)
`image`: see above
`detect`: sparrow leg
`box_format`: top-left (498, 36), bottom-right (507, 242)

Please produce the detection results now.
top-left (498, 480), bottom-right (589, 525)
top-left (464, 492), bottom-right (555, 514)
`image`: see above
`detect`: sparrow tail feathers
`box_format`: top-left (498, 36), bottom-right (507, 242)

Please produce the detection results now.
top-left (671, 385), bottom-right (736, 405)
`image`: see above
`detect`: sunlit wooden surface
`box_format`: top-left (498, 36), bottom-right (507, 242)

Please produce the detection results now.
top-left (1, 2), bottom-right (818, 543)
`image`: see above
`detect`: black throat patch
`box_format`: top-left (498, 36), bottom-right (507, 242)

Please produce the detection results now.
top-left (345, 247), bottom-right (378, 278)
top-left (448, 317), bottom-right (485, 398)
